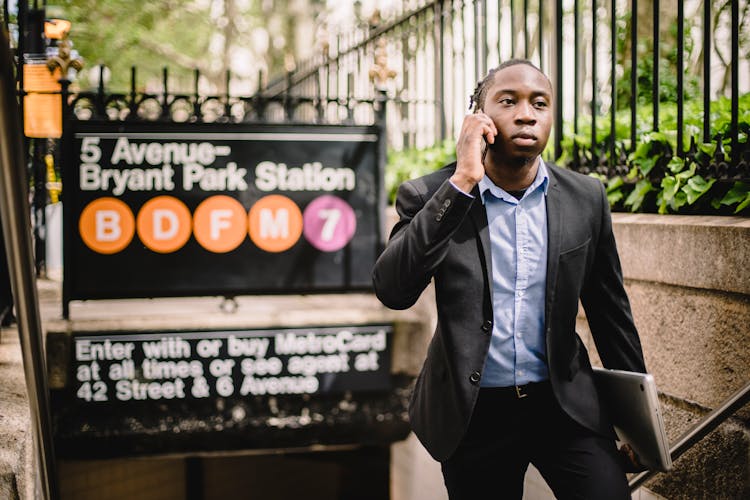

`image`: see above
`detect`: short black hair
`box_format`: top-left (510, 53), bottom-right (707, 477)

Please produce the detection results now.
top-left (469, 59), bottom-right (550, 112)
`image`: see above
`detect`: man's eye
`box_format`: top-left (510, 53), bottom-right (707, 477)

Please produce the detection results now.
top-left (499, 98), bottom-right (514, 105)
top-left (534, 101), bottom-right (548, 108)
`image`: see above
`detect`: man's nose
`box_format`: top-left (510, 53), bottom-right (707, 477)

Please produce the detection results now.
top-left (515, 101), bottom-right (536, 123)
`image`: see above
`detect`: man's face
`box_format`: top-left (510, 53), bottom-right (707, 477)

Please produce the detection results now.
top-left (482, 64), bottom-right (553, 164)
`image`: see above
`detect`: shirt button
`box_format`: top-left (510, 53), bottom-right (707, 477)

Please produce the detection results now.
top-left (469, 371), bottom-right (481, 384)
top-left (518, 290), bottom-right (525, 297)
top-left (481, 320), bottom-right (492, 332)
top-left (516, 331), bottom-right (522, 338)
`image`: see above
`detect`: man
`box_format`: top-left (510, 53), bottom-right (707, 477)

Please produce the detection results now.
top-left (372, 59), bottom-right (646, 499)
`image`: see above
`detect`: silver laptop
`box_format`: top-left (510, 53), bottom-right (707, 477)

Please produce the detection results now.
top-left (593, 367), bottom-right (673, 472)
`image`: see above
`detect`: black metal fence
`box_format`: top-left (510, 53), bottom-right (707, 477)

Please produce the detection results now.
top-left (69, 65), bottom-right (384, 127)
top-left (5, 0), bottom-right (750, 219)
top-left (263, 0), bottom-right (749, 182)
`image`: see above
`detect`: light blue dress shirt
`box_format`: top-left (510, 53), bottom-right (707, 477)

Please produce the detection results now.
top-left (450, 160), bottom-right (550, 387)
top-left (479, 161), bottom-right (550, 386)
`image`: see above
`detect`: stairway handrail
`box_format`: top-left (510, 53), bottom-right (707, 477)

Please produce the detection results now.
top-left (629, 380), bottom-right (750, 491)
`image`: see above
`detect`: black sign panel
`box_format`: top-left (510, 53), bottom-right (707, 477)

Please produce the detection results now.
top-left (62, 121), bottom-right (383, 302)
top-left (69, 324), bottom-right (392, 405)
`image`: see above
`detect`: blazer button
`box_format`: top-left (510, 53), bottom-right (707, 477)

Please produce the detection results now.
top-left (481, 320), bottom-right (492, 332)
top-left (469, 371), bottom-right (481, 384)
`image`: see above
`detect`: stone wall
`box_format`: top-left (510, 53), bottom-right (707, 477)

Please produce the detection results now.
top-left (590, 214), bottom-right (750, 499)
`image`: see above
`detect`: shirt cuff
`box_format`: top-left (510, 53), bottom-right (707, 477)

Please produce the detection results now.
top-left (449, 179), bottom-right (476, 198)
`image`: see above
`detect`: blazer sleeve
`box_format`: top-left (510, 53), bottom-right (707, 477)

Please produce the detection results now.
top-left (580, 181), bottom-right (647, 373)
top-left (372, 178), bottom-right (475, 310)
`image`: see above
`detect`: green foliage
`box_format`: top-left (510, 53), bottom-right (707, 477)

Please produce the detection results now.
top-left (385, 141), bottom-right (456, 203)
top-left (712, 182), bottom-right (750, 213)
top-left (56, 0), bottom-right (218, 90)
top-left (51, 0), bottom-right (321, 92)
top-left (561, 93), bottom-right (750, 215)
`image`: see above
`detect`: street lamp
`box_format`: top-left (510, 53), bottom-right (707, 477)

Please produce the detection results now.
top-left (22, 18), bottom-right (82, 138)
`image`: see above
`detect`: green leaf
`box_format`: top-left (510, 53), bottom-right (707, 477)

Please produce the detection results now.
top-left (607, 190), bottom-right (624, 205)
top-left (671, 191), bottom-right (688, 210)
top-left (682, 175), bottom-right (716, 205)
top-left (606, 176), bottom-right (624, 193)
top-left (686, 175), bottom-right (714, 192)
top-left (624, 179), bottom-right (654, 212)
top-left (636, 156), bottom-right (658, 176)
top-left (667, 156), bottom-right (685, 174)
top-left (629, 140), bottom-right (652, 161)
top-left (675, 162), bottom-right (696, 181)
top-left (718, 182), bottom-right (750, 206)
top-left (660, 175), bottom-right (680, 202)
top-left (714, 182), bottom-right (750, 213)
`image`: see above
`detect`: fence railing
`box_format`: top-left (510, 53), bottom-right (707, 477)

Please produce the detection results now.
top-left (68, 65), bottom-right (381, 127)
top-left (263, 0), bottom-right (749, 182)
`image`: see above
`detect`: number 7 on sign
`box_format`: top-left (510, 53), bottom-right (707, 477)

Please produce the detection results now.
top-left (318, 208), bottom-right (341, 242)
top-left (303, 195), bottom-right (356, 252)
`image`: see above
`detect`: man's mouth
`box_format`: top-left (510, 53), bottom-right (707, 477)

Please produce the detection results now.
top-left (511, 131), bottom-right (538, 146)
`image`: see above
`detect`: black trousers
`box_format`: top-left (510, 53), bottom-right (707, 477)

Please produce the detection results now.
top-left (441, 382), bottom-right (630, 500)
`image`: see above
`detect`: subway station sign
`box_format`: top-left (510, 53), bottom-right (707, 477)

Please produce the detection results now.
top-left (68, 325), bottom-right (392, 404)
top-left (62, 121), bottom-right (384, 304)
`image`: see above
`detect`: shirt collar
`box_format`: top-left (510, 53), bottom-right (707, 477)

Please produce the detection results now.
top-left (478, 158), bottom-right (550, 205)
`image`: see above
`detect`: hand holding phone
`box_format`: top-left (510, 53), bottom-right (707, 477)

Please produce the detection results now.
top-left (451, 112), bottom-right (497, 193)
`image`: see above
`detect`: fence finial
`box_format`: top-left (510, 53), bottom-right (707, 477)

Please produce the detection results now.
top-left (46, 29), bottom-right (83, 78)
top-left (369, 37), bottom-right (396, 91)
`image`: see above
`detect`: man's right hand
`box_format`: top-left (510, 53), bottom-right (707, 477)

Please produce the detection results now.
top-left (450, 112), bottom-right (497, 193)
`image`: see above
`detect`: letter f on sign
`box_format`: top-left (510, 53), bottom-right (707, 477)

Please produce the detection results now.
top-left (210, 209), bottom-right (233, 240)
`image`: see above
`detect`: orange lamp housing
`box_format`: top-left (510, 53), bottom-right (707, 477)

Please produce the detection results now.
top-left (23, 61), bottom-right (62, 138)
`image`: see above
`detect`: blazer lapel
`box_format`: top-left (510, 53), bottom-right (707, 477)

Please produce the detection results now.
top-left (545, 167), bottom-right (562, 328)
top-left (468, 187), bottom-right (493, 284)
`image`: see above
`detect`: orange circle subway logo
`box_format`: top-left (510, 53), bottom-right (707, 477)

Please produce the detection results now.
top-left (77, 195), bottom-right (356, 255)
top-left (79, 197), bottom-right (136, 254)
top-left (248, 195), bottom-right (303, 253)
top-left (192, 195), bottom-right (248, 253)
top-left (136, 196), bottom-right (192, 253)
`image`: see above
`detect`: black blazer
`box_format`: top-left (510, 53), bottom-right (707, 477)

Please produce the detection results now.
top-left (372, 162), bottom-right (646, 462)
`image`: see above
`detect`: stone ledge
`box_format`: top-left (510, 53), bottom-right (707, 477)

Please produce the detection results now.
top-left (613, 213), bottom-right (750, 295)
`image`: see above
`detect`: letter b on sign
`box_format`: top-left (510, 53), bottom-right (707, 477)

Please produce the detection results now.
top-left (79, 197), bottom-right (135, 254)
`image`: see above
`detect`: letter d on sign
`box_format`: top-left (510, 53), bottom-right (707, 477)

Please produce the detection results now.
top-left (153, 210), bottom-right (178, 240)
top-left (136, 196), bottom-right (192, 254)
top-left (79, 197), bottom-right (135, 254)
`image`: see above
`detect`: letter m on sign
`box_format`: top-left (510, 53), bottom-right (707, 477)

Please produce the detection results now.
top-left (260, 208), bottom-right (289, 239)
